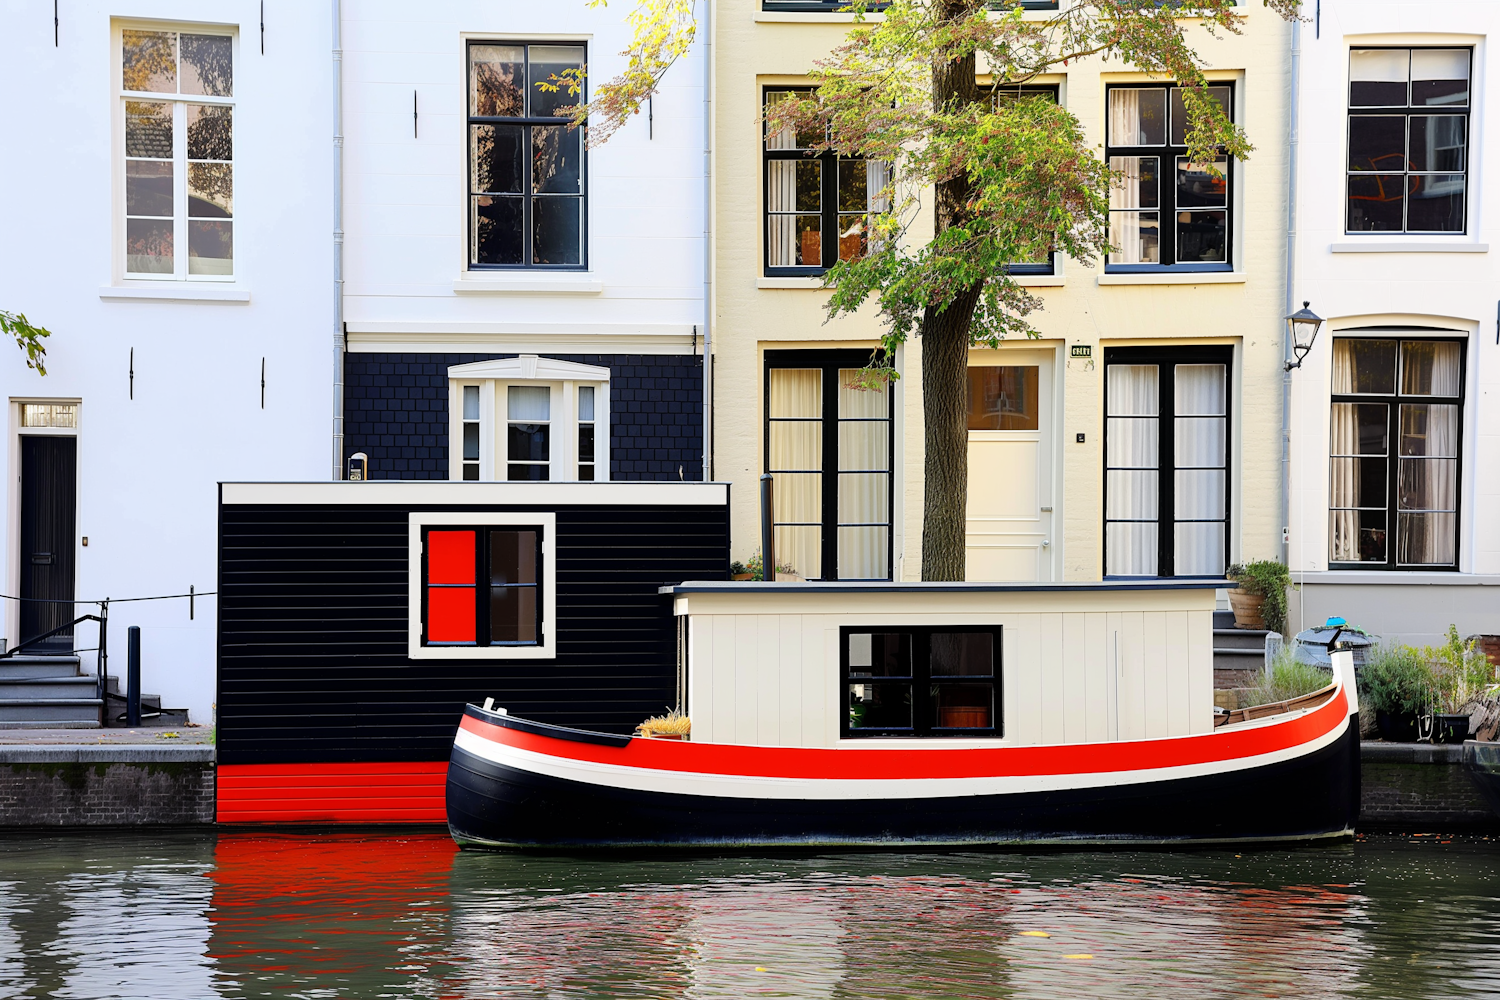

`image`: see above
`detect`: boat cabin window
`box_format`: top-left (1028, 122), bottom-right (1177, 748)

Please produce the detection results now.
top-left (407, 512), bottom-right (556, 659)
top-left (841, 627), bottom-right (1001, 738)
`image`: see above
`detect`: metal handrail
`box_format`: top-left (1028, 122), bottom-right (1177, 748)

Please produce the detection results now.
top-left (0, 606), bottom-right (111, 706)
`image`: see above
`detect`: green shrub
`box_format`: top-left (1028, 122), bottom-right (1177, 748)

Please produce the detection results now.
top-left (1423, 624), bottom-right (1496, 713)
top-left (1227, 560), bottom-right (1291, 636)
top-left (1243, 651), bottom-right (1332, 708)
top-left (1361, 642), bottom-right (1434, 716)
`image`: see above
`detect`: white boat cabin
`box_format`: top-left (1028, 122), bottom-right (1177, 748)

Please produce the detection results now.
top-left (664, 581), bottom-right (1225, 748)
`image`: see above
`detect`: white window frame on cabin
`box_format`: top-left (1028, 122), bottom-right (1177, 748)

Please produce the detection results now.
top-left (447, 356), bottom-right (610, 482)
top-left (114, 21), bottom-right (238, 283)
top-left (407, 511), bottom-right (558, 660)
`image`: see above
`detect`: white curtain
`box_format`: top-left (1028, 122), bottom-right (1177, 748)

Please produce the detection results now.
top-left (837, 370), bottom-right (889, 580)
top-left (1328, 402), bottom-right (1361, 562)
top-left (1108, 156), bottom-right (1158, 264)
top-left (766, 162), bottom-right (799, 267)
top-left (1106, 364), bottom-right (1159, 576)
top-left (768, 369), bottom-right (822, 579)
top-left (1398, 402), bottom-right (1458, 564)
top-left (1402, 340), bottom-right (1462, 396)
top-left (1173, 364), bottom-right (1226, 575)
top-left (1108, 89), bottom-right (1141, 144)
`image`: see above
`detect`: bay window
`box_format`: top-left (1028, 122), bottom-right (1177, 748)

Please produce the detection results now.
top-left (447, 356), bottom-right (609, 482)
top-left (1329, 338), bottom-right (1463, 569)
top-left (120, 27), bottom-right (235, 279)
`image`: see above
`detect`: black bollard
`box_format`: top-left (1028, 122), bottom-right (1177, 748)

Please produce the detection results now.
top-left (126, 626), bottom-right (141, 728)
top-left (759, 473), bottom-right (775, 582)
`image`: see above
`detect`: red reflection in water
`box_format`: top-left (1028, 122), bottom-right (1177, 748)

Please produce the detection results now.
top-left (208, 832), bottom-right (457, 995)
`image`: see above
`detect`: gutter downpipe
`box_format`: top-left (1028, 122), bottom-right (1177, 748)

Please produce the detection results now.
top-left (332, 0), bottom-right (346, 480)
top-left (701, 0), bottom-right (714, 482)
top-left (1280, 15), bottom-right (1301, 569)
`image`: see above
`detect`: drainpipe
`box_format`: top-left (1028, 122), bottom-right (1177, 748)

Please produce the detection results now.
top-left (331, 0), bottom-right (346, 480)
top-left (701, 0), bottom-right (714, 482)
top-left (1280, 16), bottom-right (1301, 568)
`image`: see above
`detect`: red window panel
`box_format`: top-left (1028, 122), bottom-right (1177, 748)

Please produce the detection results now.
top-left (426, 529), bottom-right (476, 644)
top-left (427, 586), bottom-right (476, 643)
top-left (427, 530), bottom-right (476, 584)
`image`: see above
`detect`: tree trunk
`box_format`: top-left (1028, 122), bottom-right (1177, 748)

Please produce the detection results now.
top-left (919, 1), bottom-right (985, 582)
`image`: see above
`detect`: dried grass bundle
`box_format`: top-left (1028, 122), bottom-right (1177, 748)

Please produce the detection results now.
top-left (636, 707), bottom-right (691, 738)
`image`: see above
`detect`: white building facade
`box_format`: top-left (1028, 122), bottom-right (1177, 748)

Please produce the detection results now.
top-left (0, 0), bottom-right (335, 722)
top-left (1286, 0), bottom-right (1500, 644)
top-left (337, 0), bottom-right (709, 486)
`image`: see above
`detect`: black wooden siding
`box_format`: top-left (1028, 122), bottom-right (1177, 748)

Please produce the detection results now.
top-left (218, 501), bottom-right (727, 765)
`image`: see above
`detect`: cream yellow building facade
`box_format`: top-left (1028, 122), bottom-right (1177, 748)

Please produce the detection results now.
top-left (711, 1), bottom-right (1294, 584)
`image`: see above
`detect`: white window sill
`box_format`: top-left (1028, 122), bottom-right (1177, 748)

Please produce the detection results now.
top-left (454, 274), bottom-right (603, 294)
top-left (1329, 241), bottom-right (1488, 254)
top-left (1096, 272), bottom-right (1246, 286)
top-left (99, 283), bottom-right (250, 302)
top-left (755, 11), bottom-right (870, 23)
top-left (1294, 571), bottom-right (1500, 586)
top-left (1013, 273), bottom-right (1065, 287)
top-left (757, 276), bottom-right (827, 289)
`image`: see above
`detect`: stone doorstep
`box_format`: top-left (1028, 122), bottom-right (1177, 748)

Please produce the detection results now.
top-left (0, 745), bottom-right (214, 764)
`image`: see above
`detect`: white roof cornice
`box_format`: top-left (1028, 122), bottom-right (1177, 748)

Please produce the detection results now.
top-left (447, 354), bottom-right (611, 382)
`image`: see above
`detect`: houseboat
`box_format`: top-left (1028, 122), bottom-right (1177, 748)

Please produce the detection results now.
top-left (446, 581), bottom-right (1362, 848)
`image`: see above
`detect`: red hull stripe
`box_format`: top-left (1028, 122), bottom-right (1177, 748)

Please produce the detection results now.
top-left (461, 692), bottom-right (1348, 781)
top-left (217, 763), bottom-right (448, 824)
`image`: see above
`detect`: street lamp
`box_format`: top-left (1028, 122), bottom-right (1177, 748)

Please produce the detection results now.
top-left (1284, 301), bottom-right (1324, 372)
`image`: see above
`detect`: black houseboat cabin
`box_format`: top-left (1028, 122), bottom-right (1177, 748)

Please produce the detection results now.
top-left (216, 481), bottom-right (728, 823)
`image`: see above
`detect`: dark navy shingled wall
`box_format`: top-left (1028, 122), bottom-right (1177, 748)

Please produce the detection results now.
top-left (343, 353), bottom-right (704, 481)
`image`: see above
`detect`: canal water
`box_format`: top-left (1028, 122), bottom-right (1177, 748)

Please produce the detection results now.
top-left (0, 832), bottom-right (1494, 999)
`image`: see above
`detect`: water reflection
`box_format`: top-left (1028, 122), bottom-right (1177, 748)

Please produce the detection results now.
top-left (0, 832), bottom-right (1494, 999)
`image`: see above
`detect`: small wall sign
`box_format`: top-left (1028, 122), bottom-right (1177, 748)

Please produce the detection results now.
top-left (1070, 345), bottom-right (1092, 358)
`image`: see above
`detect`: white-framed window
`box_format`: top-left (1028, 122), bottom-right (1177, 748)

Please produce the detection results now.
top-left (407, 511), bottom-right (557, 660)
top-left (117, 24), bottom-right (236, 280)
top-left (447, 356), bottom-right (610, 482)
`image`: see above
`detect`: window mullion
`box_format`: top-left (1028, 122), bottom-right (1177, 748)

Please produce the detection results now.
top-left (1159, 364), bottom-right (1176, 578)
top-left (1386, 392), bottom-right (1399, 570)
top-left (175, 99), bottom-right (187, 280)
top-left (822, 152), bottom-right (837, 270)
top-left (821, 361), bottom-right (840, 580)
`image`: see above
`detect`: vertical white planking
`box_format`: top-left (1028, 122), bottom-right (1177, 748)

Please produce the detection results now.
top-left (755, 615), bottom-right (781, 746)
top-left (733, 615), bottom-right (760, 744)
top-left (777, 614), bottom-right (802, 747)
top-left (1039, 613), bottom-right (1065, 743)
top-left (1119, 612), bottom-right (1146, 740)
top-left (1084, 612), bottom-right (1109, 742)
top-left (1142, 611), bottom-right (1168, 739)
top-left (1187, 608), bottom-right (1215, 733)
top-left (711, 615), bottom-right (739, 744)
top-left (689, 615), bottom-right (712, 743)
top-left (1005, 615), bottom-right (1043, 744)
top-left (818, 625), bottom-right (838, 745)
top-left (1164, 610), bottom-right (1190, 735)
top-left (1060, 613), bottom-right (1088, 743)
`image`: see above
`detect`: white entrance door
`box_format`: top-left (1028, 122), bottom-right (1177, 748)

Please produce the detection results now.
top-left (965, 349), bottom-right (1056, 581)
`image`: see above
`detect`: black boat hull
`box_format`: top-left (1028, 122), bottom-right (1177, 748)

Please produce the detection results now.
top-left (447, 717), bottom-right (1361, 849)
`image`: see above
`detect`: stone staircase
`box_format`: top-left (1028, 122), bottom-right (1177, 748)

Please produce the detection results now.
top-left (0, 653), bottom-right (188, 728)
top-left (1213, 609), bottom-right (1269, 690)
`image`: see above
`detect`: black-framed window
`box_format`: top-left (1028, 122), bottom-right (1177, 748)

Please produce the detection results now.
top-left (1329, 337), bottom-right (1464, 570)
top-left (421, 526), bottom-right (543, 646)
top-left (1347, 48), bottom-right (1470, 234)
top-left (843, 627), bottom-right (1002, 738)
top-left (1104, 347), bottom-right (1231, 578)
top-left (763, 89), bottom-right (890, 276)
top-left (765, 350), bottom-right (893, 580)
top-left (1105, 84), bottom-right (1233, 271)
top-left (467, 42), bottom-right (586, 269)
top-left (997, 84), bottom-right (1061, 276)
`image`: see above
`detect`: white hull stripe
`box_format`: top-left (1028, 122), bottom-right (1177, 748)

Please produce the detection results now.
top-left (451, 716), bottom-right (1351, 802)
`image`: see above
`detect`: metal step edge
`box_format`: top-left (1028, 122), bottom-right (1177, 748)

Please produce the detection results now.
top-left (0, 698), bottom-right (105, 707)
top-left (0, 721), bottom-right (101, 729)
top-left (1212, 648), bottom-right (1263, 657)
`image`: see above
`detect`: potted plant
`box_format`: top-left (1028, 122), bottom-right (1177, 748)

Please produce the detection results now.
top-left (1226, 561), bottom-right (1290, 634)
top-left (1362, 642), bottom-right (1432, 742)
top-left (635, 708), bottom-right (691, 741)
top-left (730, 561), bottom-right (753, 582)
top-left (1427, 625), bottom-right (1491, 744)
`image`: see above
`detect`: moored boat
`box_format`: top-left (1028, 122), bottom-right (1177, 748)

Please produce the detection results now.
top-left (1464, 741), bottom-right (1500, 818)
top-left (446, 581), bottom-right (1362, 849)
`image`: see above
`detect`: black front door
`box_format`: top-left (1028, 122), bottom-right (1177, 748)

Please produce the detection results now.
top-left (20, 436), bottom-right (76, 649)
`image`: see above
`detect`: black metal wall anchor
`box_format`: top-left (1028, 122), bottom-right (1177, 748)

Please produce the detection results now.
top-left (129, 348), bottom-right (134, 400)
top-left (261, 357), bottom-right (266, 408)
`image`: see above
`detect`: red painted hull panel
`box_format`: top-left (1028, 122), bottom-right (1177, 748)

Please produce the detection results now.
top-left (217, 762), bottom-right (448, 825)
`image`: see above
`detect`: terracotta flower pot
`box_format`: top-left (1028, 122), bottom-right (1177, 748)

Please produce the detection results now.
top-left (1227, 590), bottom-right (1266, 629)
